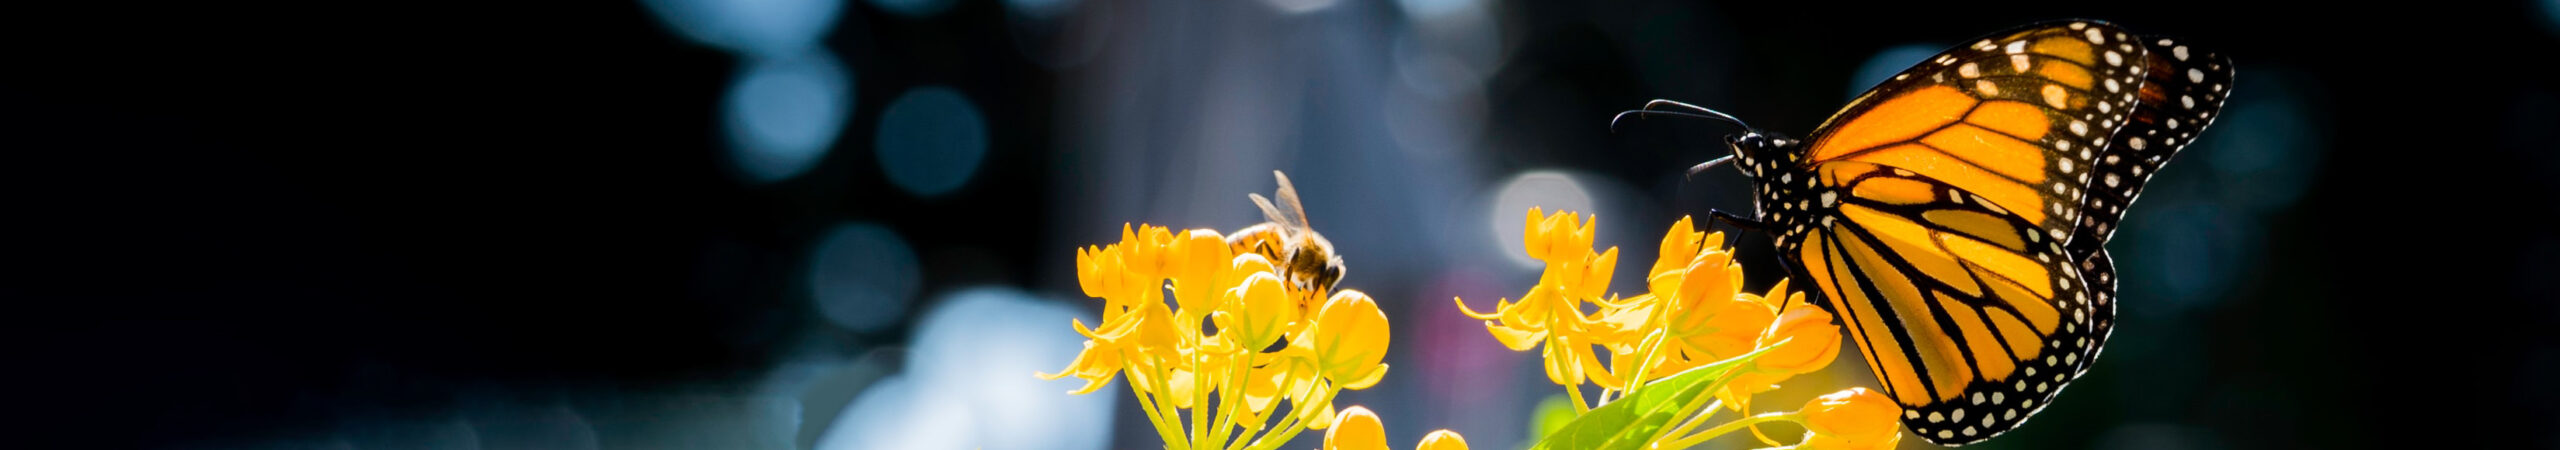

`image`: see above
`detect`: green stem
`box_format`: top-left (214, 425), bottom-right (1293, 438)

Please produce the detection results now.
top-left (1129, 367), bottom-right (1188, 448)
top-left (1191, 352), bottom-right (1210, 450)
top-left (1662, 412), bottom-right (1799, 450)
top-left (1620, 328), bottom-right (1671, 399)
top-left (1148, 361), bottom-right (1193, 450)
top-left (1212, 351), bottom-right (1250, 449)
top-left (1246, 382), bottom-right (1336, 450)
top-left (1646, 362), bottom-right (1751, 445)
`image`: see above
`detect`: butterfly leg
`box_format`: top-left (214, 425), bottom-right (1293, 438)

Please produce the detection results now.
top-left (1706, 209), bottom-right (1768, 234)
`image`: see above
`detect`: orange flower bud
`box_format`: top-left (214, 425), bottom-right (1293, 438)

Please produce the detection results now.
top-left (1799, 387), bottom-right (1903, 450)
top-left (1307, 289), bottom-right (1391, 389)
top-left (1756, 282), bottom-right (1839, 375)
top-left (1324, 406), bottom-right (1388, 450)
top-left (1416, 429), bottom-right (1469, 450)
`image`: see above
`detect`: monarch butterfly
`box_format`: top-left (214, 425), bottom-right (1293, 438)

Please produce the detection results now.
top-left (1617, 20), bottom-right (2232, 445)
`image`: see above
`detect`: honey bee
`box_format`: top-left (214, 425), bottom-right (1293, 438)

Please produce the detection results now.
top-left (1225, 171), bottom-right (1346, 310)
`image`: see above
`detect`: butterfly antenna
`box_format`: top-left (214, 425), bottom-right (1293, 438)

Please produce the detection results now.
top-left (1610, 99), bottom-right (1756, 132)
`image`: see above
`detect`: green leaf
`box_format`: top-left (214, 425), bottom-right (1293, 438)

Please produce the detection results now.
top-left (1527, 345), bottom-right (1778, 450)
top-left (1529, 393), bottom-right (1578, 442)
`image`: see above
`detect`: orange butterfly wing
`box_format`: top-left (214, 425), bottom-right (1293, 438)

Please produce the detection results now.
top-left (1776, 20), bottom-right (2227, 445)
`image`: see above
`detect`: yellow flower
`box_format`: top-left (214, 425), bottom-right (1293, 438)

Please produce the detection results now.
top-left (1325, 406), bottom-right (1389, 450)
top-left (1756, 281), bottom-right (1839, 375)
top-left (1458, 208), bottom-right (1627, 390)
top-left (1799, 387), bottom-right (1903, 450)
top-left (1662, 236), bottom-right (1744, 337)
top-left (1302, 289), bottom-right (1390, 390)
top-left (1167, 228), bottom-right (1236, 313)
top-left (1416, 429), bottom-right (1469, 450)
top-left (1213, 271), bottom-right (1297, 352)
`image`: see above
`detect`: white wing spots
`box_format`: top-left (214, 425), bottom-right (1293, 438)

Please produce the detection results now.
top-left (2128, 136), bottom-right (2146, 150)
top-left (2167, 118), bottom-right (2182, 130)
top-left (2070, 22), bottom-right (2089, 30)
top-left (1896, 73), bottom-right (1911, 81)
top-left (1975, 39), bottom-right (1997, 51)
top-left (2042, 84), bottom-right (2069, 108)
top-left (1894, 168), bottom-right (1915, 177)
top-left (2084, 28), bottom-right (2105, 44)
top-left (2051, 182), bottom-right (2067, 195)
top-left (1938, 430), bottom-right (1955, 440)
top-left (2097, 101), bottom-right (2112, 113)
top-left (1959, 62), bottom-right (1982, 78)
top-left (2056, 140), bottom-right (2073, 151)
top-left (1780, 173), bottom-right (1793, 184)
top-left (2103, 50), bottom-right (2123, 66)
top-left (2069, 120), bottom-right (2088, 136)
top-left (1908, 410), bottom-right (1922, 419)
top-left (2189, 68), bottom-right (2207, 83)
top-left (2173, 45), bottom-right (2191, 61)
top-left (1976, 79), bottom-right (2002, 97)
top-left (2105, 174), bottom-right (2121, 187)
top-left (2182, 95), bottom-right (2196, 109)
top-left (2012, 54), bottom-right (2034, 72)
top-left (2006, 40), bottom-right (2030, 54)
top-left (2058, 158), bottom-right (2074, 173)
top-left (1821, 191), bottom-right (1838, 207)
top-left (1928, 411), bottom-right (1945, 423)
top-left (1949, 189), bottom-right (1965, 204)
top-left (2104, 78), bottom-right (2121, 93)
top-left (2105, 154), bottom-right (2120, 164)
top-left (2156, 38), bottom-right (2174, 46)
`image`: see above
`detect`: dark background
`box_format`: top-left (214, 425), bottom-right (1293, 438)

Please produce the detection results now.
top-left (7, 0), bottom-right (2556, 448)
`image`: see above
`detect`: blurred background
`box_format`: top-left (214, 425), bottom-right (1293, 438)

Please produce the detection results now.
top-left (7, 0), bottom-right (2558, 448)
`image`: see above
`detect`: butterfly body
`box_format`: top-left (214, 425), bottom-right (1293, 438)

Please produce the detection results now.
top-left (1659, 20), bottom-right (2232, 445)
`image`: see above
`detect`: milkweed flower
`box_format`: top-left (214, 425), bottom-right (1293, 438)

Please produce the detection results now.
top-left (1044, 179), bottom-right (1444, 450)
top-left (1461, 210), bottom-right (1894, 450)
top-left (1799, 387), bottom-right (1903, 450)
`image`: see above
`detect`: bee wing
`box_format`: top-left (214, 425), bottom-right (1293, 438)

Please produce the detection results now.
top-left (1270, 171), bottom-right (1312, 229)
top-left (1249, 193), bottom-right (1293, 229)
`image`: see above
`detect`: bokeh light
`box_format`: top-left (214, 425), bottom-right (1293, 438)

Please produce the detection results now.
top-left (470, 405), bottom-right (602, 450)
top-left (1488, 170), bottom-right (1594, 268)
top-left (871, 0), bottom-right (960, 19)
top-left (808, 222), bottom-right (921, 333)
top-left (1262, 0), bottom-right (1341, 14)
top-left (725, 53), bottom-right (855, 184)
top-left (875, 86), bottom-right (990, 198)
top-left (1847, 43), bottom-right (1944, 99)
top-left (2200, 68), bottom-right (2323, 211)
top-left (814, 288), bottom-right (1112, 449)
top-left (640, 0), bottom-right (845, 56)
top-left (814, 375), bottom-right (974, 450)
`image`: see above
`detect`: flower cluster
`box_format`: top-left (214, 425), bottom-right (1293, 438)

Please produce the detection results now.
top-left (1457, 208), bottom-right (1899, 449)
top-left (1042, 223), bottom-right (1420, 450)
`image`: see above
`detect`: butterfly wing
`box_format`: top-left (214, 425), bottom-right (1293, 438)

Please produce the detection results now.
top-left (1800, 21), bottom-right (2150, 246)
top-left (2067, 37), bottom-right (2235, 257)
top-left (1785, 20), bottom-right (2189, 445)
top-left (1793, 161), bottom-right (2104, 445)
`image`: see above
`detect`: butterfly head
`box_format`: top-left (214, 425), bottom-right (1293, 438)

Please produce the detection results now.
top-left (1721, 131), bottom-right (1799, 180)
